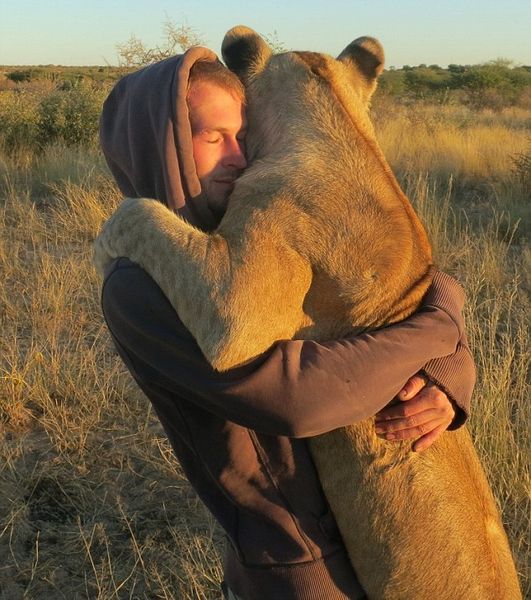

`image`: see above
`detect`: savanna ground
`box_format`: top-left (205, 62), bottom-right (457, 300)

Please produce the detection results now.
top-left (0, 74), bottom-right (530, 598)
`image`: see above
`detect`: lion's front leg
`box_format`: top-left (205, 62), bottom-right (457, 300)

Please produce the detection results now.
top-left (93, 198), bottom-right (202, 278)
top-left (94, 197), bottom-right (231, 366)
top-left (94, 197), bottom-right (312, 371)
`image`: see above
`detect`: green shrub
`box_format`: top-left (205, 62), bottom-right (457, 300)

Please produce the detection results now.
top-left (6, 69), bottom-right (42, 83)
top-left (404, 67), bottom-right (452, 97)
top-left (0, 90), bottom-right (40, 152)
top-left (452, 64), bottom-right (531, 110)
top-left (377, 62), bottom-right (531, 110)
top-left (0, 82), bottom-right (107, 155)
top-left (36, 83), bottom-right (106, 148)
top-left (379, 70), bottom-right (407, 96)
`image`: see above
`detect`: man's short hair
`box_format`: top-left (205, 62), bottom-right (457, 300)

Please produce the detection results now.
top-left (188, 59), bottom-right (246, 104)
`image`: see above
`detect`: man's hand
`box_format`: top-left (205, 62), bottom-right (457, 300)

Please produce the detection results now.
top-left (374, 374), bottom-right (456, 452)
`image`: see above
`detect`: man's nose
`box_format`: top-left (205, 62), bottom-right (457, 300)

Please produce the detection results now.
top-left (224, 138), bottom-right (247, 170)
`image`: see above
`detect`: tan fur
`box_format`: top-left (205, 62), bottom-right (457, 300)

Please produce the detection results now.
top-left (94, 27), bottom-right (521, 599)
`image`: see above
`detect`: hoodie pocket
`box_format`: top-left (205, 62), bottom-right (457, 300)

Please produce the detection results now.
top-left (246, 430), bottom-right (323, 561)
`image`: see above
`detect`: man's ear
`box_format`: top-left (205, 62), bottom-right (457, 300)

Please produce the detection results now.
top-left (222, 26), bottom-right (272, 83)
top-left (337, 37), bottom-right (384, 99)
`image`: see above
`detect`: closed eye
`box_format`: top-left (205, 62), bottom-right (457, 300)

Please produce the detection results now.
top-left (197, 130), bottom-right (222, 143)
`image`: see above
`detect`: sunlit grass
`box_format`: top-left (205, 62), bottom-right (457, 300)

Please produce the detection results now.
top-left (0, 98), bottom-right (529, 597)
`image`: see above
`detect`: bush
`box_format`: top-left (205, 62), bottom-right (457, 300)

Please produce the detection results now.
top-left (377, 62), bottom-right (531, 110)
top-left (6, 69), bottom-right (41, 83)
top-left (0, 90), bottom-right (40, 152)
top-left (36, 83), bottom-right (107, 148)
top-left (404, 67), bottom-right (452, 97)
top-left (0, 82), bottom-right (107, 154)
top-left (453, 64), bottom-right (531, 110)
top-left (379, 70), bottom-right (407, 96)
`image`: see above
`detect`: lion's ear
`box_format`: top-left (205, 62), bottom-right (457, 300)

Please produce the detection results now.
top-left (222, 26), bottom-right (272, 82)
top-left (337, 37), bottom-right (384, 98)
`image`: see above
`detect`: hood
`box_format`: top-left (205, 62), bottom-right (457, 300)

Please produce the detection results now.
top-left (100, 46), bottom-right (221, 231)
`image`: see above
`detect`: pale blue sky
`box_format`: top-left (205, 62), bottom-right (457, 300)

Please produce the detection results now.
top-left (2, 0), bottom-right (530, 67)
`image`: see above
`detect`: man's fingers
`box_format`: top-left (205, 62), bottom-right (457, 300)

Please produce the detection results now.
top-left (376, 418), bottom-right (444, 441)
top-left (374, 380), bottom-right (456, 449)
top-left (375, 395), bottom-right (427, 421)
top-left (413, 423), bottom-right (448, 452)
top-left (376, 383), bottom-right (450, 423)
top-left (375, 409), bottom-right (439, 435)
top-left (396, 373), bottom-right (427, 401)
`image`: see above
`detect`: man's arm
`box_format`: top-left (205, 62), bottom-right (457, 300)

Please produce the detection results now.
top-left (102, 259), bottom-right (474, 439)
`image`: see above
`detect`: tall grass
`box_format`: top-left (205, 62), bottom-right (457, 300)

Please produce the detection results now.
top-left (0, 100), bottom-right (529, 598)
top-left (0, 148), bottom-right (227, 599)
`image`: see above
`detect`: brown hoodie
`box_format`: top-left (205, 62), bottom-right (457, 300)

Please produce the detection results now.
top-left (99, 47), bottom-right (476, 600)
top-left (100, 47), bottom-right (220, 230)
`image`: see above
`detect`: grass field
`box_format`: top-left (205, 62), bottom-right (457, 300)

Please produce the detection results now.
top-left (0, 100), bottom-right (529, 598)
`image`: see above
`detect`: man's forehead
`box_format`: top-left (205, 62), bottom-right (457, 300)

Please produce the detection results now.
top-left (188, 81), bottom-right (244, 108)
top-left (188, 82), bottom-right (246, 131)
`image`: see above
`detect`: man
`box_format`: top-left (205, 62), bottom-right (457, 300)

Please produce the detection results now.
top-left (98, 47), bottom-right (475, 599)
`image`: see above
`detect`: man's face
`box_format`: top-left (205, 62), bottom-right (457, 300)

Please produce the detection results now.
top-left (188, 82), bottom-right (247, 217)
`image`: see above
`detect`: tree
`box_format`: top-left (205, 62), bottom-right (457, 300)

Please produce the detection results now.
top-left (116, 19), bottom-right (205, 68)
top-left (261, 30), bottom-right (287, 54)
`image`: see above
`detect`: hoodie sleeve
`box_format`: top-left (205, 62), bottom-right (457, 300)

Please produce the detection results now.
top-left (421, 331), bottom-right (476, 429)
top-left (101, 258), bottom-right (473, 438)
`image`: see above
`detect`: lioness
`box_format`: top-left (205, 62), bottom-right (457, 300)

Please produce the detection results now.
top-left (95, 27), bottom-right (521, 599)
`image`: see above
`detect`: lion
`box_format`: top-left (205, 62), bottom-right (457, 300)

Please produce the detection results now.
top-left (94, 26), bottom-right (521, 599)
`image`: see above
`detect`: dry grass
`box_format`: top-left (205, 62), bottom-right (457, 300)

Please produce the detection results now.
top-left (0, 149), bottom-right (224, 599)
top-left (0, 101), bottom-right (529, 598)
